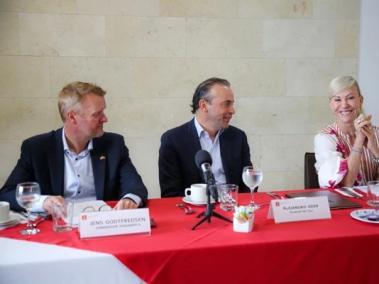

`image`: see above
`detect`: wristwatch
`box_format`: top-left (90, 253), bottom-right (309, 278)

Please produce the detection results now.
top-left (373, 155), bottom-right (379, 163)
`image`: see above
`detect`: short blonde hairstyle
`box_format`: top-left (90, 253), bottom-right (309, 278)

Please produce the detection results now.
top-left (329, 75), bottom-right (362, 99)
top-left (58, 81), bottom-right (106, 121)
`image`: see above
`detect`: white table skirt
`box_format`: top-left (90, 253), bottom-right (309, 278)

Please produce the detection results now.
top-left (0, 237), bottom-right (144, 284)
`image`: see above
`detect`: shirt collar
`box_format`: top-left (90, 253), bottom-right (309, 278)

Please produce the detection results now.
top-left (62, 128), bottom-right (93, 155)
top-left (194, 117), bottom-right (223, 139)
top-left (194, 117), bottom-right (205, 138)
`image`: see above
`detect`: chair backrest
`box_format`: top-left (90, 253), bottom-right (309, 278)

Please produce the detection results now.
top-left (304, 152), bottom-right (319, 188)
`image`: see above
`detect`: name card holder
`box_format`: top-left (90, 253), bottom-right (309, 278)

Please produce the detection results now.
top-left (79, 208), bottom-right (151, 238)
top-left (268, 196), bottom-right (331, 223)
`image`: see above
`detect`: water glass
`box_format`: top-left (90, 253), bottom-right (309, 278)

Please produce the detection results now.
top-left (242, 166), bottom-right (263, 209)
top-left (367, 180), bottom-right (379, 216)
top-left (217, 184), bottom-right (238, 211)
top-left (52, 201), bottom-right (73, 232)
top-left (15, 182), bottom-right (41, 235)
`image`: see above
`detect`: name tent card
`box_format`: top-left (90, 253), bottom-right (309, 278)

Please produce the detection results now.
top-left (79, 208), bottom-right (151, 238)
top-left (268, 196), bottom-right (331, 223)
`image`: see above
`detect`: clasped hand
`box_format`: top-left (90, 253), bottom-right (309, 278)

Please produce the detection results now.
top-left (354, 114), bottom-right (376, 150)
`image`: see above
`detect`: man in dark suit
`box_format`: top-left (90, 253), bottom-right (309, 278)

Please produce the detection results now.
top-left (159, 77), bottom-right (252, 197)
top-left (0, 82), bottom-right (147, 213)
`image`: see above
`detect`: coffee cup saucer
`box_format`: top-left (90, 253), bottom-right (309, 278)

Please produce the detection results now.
top-left (0, 215), bottom-right (20, 226)
top-left (182, 196), bottom-right (215, 206)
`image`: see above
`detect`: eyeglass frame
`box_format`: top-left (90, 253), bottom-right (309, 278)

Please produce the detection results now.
top-left (81, 204), bottom-right (112, 212)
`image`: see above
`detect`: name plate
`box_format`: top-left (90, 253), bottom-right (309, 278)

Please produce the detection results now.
top-left (268, 196), bottom-right (331, 223)
top-left (79, 208), bottom-right (151, 238)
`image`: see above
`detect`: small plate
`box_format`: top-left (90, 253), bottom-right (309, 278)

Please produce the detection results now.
top-left (182, 197), bottom-right (215, 206)
top-left (0, 215), bottom-right (20, 227)
top-left (350, 209), bottom-right (379, 224)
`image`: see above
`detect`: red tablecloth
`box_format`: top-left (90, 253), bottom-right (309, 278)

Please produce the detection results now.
top-left (1, 191), bottom-right (379, 284)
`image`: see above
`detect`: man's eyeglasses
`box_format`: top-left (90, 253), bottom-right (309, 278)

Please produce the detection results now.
top-left (82, 204), bottom-right (112, 212)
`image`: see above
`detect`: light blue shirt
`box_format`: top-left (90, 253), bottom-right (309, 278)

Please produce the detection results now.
top-left (62, 129), bottom-right (96, 200)
top-left (194, 118), bottom-right (226, 185)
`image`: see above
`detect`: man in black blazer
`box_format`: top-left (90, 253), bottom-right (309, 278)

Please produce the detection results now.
top-left (159, 78), bottom-right (252, 197)
top-left (0, 82), bottom-right (147, 213)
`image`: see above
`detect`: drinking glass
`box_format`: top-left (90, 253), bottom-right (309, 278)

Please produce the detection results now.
top-left (242, 166), bottom-right (263, 209)
top-left (52, 201), bottom-right (73, 233)
top-left (15, 182), bottom-right (41, 235)
top-left (367, 180), bottom-right (379, 218)
top-left (217, 184), bottom-right (238, 211)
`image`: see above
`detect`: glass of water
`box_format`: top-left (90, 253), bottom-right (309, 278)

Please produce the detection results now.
top-left (242, 166), bottom-right (263, 209)
top-left (15, 182), bottom-right (41, 235)
top-left (217, 184), bottom-right (238, 211)
top-left (367, 180), bottom-right (379, 218)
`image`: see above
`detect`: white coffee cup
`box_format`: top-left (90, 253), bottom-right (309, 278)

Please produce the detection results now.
top-left (0, 201), bottom-right (10, 223)
top-left (185, 183), bottom-right (207, 203)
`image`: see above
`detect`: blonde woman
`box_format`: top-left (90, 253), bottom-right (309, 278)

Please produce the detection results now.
top-left (314, 76), bottom-right (379, 188)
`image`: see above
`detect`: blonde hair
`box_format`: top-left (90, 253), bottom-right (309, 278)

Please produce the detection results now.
top-left (329, 75), bottom-right (362, 99)
top-left (58, 81), bottom-right (106, 121)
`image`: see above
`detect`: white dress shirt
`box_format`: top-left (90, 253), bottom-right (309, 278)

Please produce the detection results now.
top-left (194, 118), bottom-right (226, 184)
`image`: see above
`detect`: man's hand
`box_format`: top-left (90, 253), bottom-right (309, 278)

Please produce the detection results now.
top-left (114, 198), bottom-right (138, 210)
top-left (43, 196), bottom-right (65, 215)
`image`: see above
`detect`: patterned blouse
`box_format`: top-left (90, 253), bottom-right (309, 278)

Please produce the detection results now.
top-left (314, 122), bottom-right (379, 188)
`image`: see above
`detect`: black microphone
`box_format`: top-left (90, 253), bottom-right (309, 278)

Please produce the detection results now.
top-left (194, 150), bottom-right (218, 201)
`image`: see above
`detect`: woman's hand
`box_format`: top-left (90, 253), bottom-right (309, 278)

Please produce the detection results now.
top-left (361, 122), bottom-right (379, 156)
top-left (362, 126), bottom-right (377, 149)
top-left (356, 114), bottom-right (379, 156)
top-left (354, 114), bottom-right (370, 144)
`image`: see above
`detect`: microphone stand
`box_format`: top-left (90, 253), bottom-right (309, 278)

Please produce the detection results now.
top-left (192, 180), bottom-right (232, 230)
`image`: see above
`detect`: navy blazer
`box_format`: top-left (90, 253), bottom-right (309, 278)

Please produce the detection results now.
top-left (159, 119), bottom-right (252, 197)
top-left (0, 129), bottom-right (148, 211)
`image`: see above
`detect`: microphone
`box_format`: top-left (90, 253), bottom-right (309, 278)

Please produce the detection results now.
top-left (194, 150), bottom-right (218, 201)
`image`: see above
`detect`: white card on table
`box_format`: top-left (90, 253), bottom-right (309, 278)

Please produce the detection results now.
top-left (79, 208), bottom-right (151, 238)
top-left (267, 196), bottom-right (331, 223)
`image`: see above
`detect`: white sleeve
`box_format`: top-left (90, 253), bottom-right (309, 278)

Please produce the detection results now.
top-left (314, 133), bottom-right (347, 188)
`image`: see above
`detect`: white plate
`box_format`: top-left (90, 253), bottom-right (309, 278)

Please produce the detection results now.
top-left (182, 196), bottom-right (215, 206)
top-left (0, 215), bottom-right (20, 227)
top-left (350, 209), bottom-right (379, 224)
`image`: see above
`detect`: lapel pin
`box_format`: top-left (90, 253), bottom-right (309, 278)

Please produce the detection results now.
top-left (100, 155), bottom-right (106, 160)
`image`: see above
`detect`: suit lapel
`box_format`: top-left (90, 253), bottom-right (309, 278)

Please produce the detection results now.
top-left (188, 119), bottom-right (202, 153)
top-left (91, 139), bottom-right (106, 200)
top-left (188, 120), bottom-right (204, 180)
top-left (220, 129), bottom-right (233, 182)
top-left (48, 129), bottom-right (64, 195)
